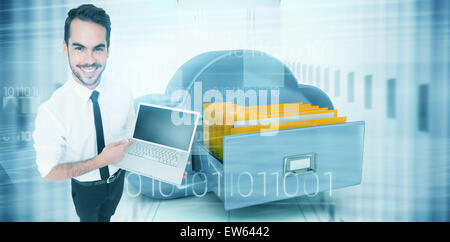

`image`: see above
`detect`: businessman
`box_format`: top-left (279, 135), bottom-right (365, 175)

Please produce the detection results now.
top-left (33, 4), bottom-right (134, 222)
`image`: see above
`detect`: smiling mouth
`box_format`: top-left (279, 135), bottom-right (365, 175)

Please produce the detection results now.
top-left (78, 64), bottom-right (101, 75)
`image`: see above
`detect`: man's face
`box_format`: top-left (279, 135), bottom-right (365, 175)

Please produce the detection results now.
top-left (63, 18), bottom-right (109, 89)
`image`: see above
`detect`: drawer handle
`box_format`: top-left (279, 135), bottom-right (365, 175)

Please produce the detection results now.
top-left (284, 153), bottom-right (317, 176)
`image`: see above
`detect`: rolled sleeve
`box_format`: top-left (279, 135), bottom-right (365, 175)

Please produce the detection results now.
top-left (32, 104), bottom-right (65, 178)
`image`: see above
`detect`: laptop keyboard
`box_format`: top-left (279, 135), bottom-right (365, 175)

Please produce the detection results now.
top-left (127, 142), bottom-right (178, 167)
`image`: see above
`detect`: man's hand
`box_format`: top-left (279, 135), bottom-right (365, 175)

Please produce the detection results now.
top-left (183, 161), bottom-right (191, 179)
top-left (97, 140), bottom-right (134, 166)
top-left (44, 139), bottom-right (134, 182)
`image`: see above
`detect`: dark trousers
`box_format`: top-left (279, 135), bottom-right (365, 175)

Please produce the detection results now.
top-left (71, 170), bottom-right (125, 222)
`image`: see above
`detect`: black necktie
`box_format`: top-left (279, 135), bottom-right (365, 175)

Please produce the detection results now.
top-left (90, 91), bottom-right (110, 180)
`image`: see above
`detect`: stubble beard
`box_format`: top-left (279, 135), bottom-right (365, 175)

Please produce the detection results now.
top-left (68, 57), bottom-right (107, 88)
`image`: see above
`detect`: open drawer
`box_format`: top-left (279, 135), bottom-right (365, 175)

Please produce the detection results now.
top-left (197, 121), bottom-right (365, 210)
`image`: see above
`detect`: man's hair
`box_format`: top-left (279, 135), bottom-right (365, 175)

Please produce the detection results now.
top-left (64, 4), bottom-right (111, 47)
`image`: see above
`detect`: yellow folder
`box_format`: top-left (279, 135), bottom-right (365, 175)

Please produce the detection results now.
top-left (202, 102), bottom-right (317, 156)
top-left (230, 116), bottom-right (347, 135)
top-left (202, 102), bottom-right (346, 160)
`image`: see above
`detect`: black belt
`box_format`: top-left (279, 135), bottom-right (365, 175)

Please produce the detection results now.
top-left (72, 169), bottom-right (123, 186)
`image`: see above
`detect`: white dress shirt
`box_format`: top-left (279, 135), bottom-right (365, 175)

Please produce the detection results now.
top-left (33, 77), bottom-right (135, 182)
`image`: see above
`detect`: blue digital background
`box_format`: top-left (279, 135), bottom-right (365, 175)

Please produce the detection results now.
top-left (0, 0), bottom-right (448, 221)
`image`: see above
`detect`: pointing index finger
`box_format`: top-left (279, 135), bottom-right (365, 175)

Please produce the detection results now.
top-left (123, 140), bottom-right (135, 148)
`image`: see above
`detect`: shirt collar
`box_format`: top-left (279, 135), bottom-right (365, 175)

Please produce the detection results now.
top-left (69, 76), bottom-right (106, 102)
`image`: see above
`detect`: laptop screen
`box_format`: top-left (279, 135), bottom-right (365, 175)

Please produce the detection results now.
top-left (133, 105), bottom-right (197, 151)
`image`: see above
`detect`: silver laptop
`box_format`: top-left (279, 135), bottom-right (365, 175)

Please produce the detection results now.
top-left (117, 103), bottom-right (200, 186)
